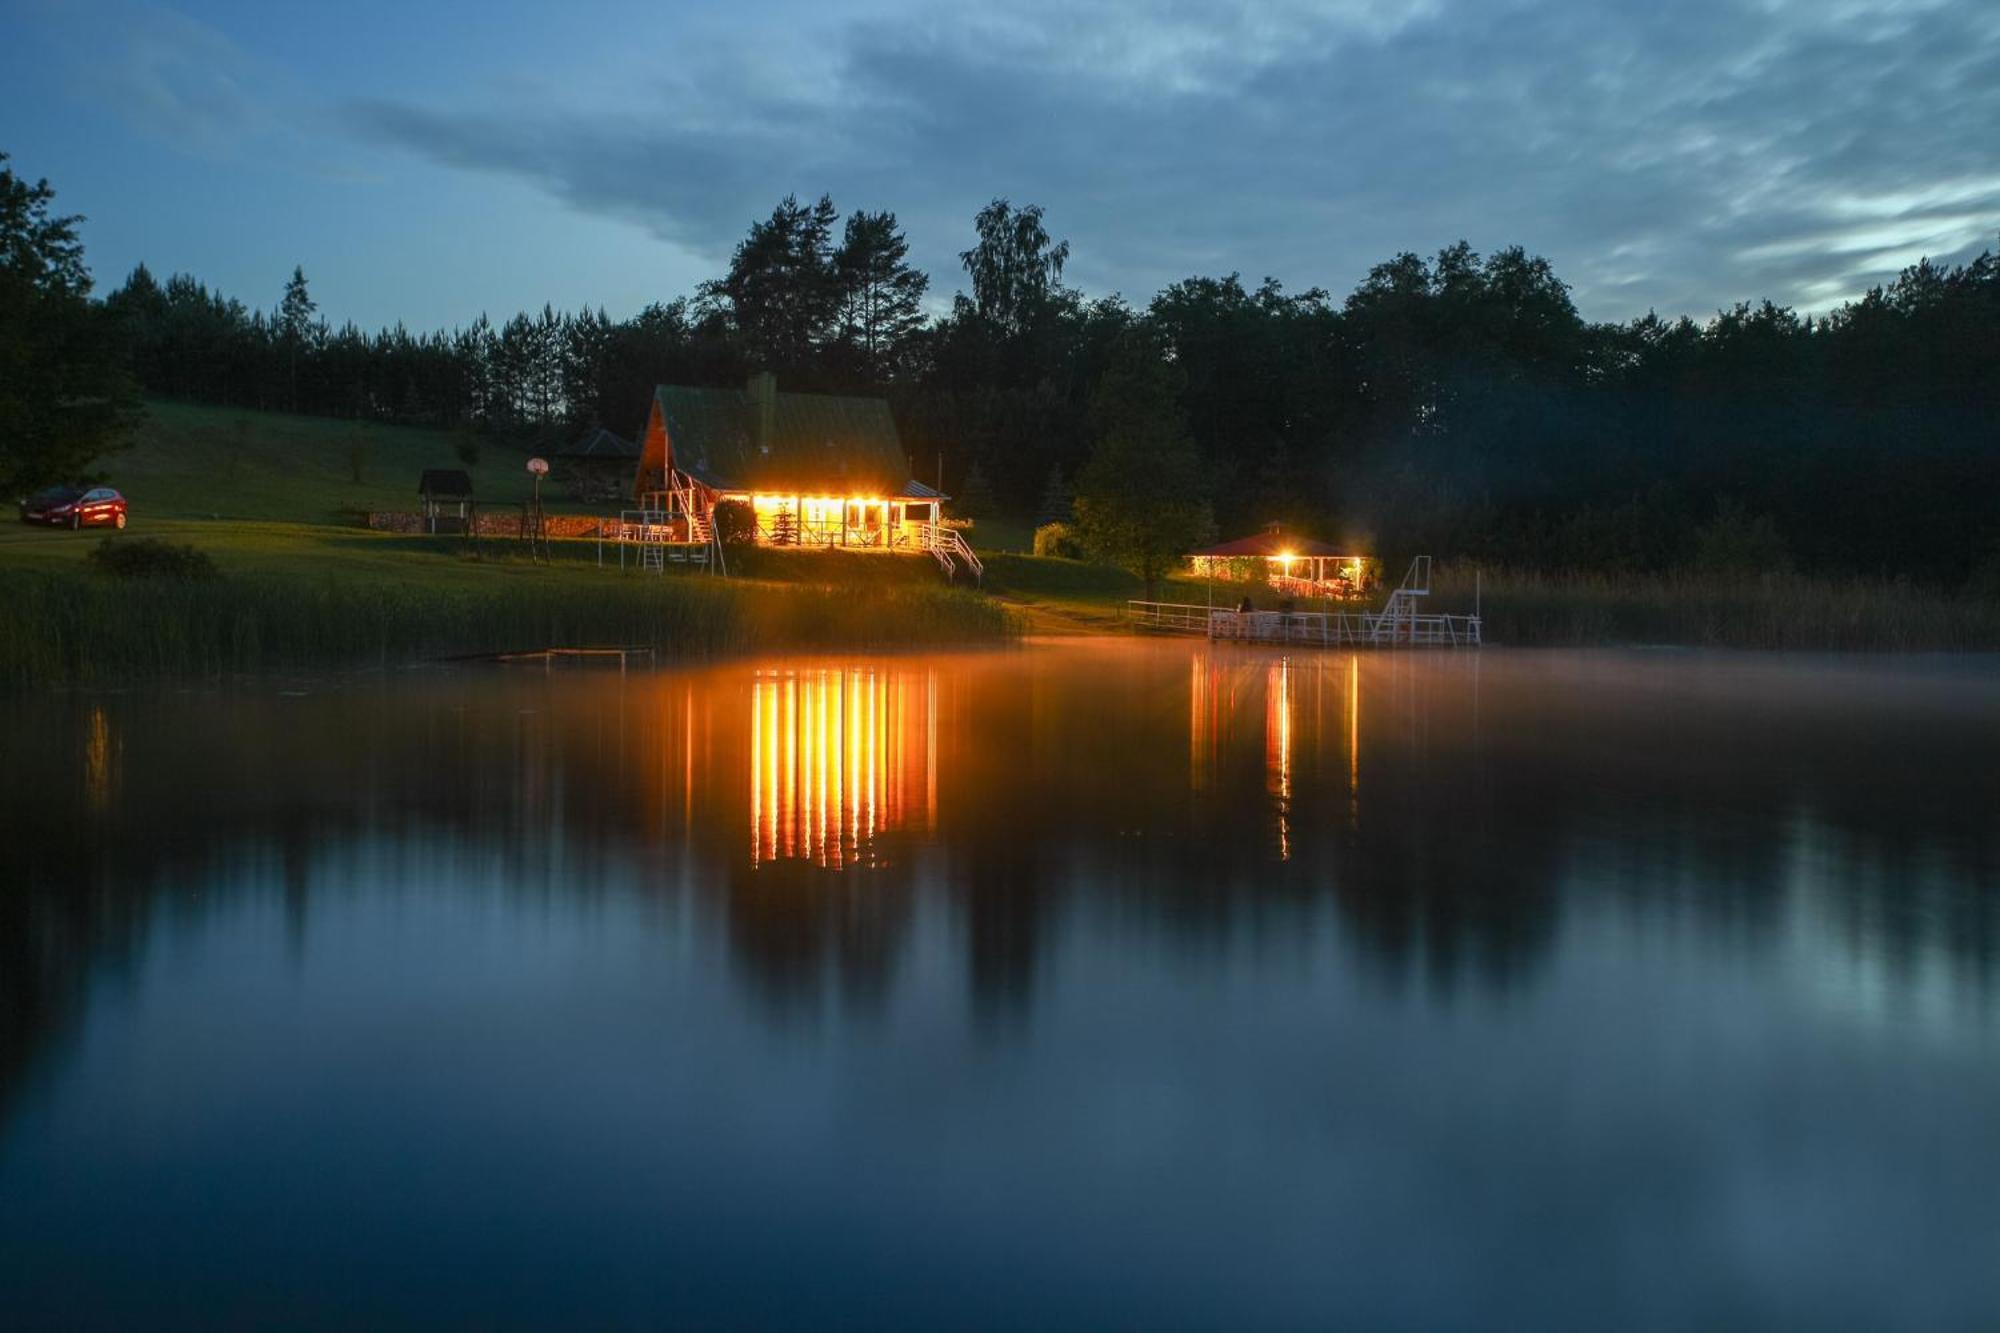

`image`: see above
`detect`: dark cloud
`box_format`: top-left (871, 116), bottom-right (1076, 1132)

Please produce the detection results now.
top-left (345, 0), bottom-right (2000, 319)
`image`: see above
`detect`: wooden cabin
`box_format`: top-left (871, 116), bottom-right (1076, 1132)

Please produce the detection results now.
top-left (1189, 526), bottom-right (1378, 601)
top-left (634, 372), bottom-right (946, 548)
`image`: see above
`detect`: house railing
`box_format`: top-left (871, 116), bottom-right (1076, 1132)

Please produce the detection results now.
top-left (918, 522), bottom-right (983, 583)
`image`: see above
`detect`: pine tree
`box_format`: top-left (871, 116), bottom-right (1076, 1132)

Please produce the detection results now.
top-left (834, 210), bottom-right (927, 380)
top-left (700, 194), bottom-right (840, 371)
top-left (276, 265), bottom-right (316, 410)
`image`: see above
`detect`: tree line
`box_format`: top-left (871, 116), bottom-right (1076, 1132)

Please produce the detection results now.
top-left (6, 146), bottom-right (1999, 585)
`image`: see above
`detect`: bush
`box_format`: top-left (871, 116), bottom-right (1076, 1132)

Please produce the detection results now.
top-left (712, 498), bottom-right (755, 544)
top-left (87, 537), bottom-right (218, 581)
top-left (1691, 500), bottom-right (1792, 577)
top-left (1033, 521), bottom-right (1085, 559)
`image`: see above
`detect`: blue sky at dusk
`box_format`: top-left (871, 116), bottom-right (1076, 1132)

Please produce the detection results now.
top-left (4, 0), bottom-right (1997, 331)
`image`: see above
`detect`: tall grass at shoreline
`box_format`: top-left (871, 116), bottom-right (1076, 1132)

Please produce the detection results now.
top-left (1437, 566), bottom-right (2000, 650)
top-left (1, 569), bottom-right (1013, 688)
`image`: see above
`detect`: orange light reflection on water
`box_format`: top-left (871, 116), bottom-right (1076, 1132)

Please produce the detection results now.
top-left (751, 668), bottom-right (933, 868)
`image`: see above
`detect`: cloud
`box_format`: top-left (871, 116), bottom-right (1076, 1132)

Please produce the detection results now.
top-left (36, 0), bottom-right (274, 155)
top-left (344, 0), bottom-right (2000, 319)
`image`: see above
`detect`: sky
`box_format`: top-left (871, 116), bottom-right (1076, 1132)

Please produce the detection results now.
top-left (3, 0), bottom-right (1997, 332)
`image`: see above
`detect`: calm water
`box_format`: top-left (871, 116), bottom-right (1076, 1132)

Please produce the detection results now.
top-left (3, 643), bottom-right (1998, 1329)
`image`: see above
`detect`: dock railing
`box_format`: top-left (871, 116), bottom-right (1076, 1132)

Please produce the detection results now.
top-left (1126, 601), bottom-right (1481, 647)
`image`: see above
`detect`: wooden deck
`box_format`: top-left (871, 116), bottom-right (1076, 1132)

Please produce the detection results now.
top-left (1127, 602), bottom-right (1482, 647)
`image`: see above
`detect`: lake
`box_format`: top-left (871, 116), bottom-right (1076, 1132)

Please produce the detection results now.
top-left (3, 642), bottom-right (1997, 1329)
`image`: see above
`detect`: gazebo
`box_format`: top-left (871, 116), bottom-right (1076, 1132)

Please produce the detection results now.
top-left (556, 427), bottom-right (639, 501)
top-left (1188, 525), bottom-right (1376, 601)
top-left (417, 468), bottom-right (474, 534)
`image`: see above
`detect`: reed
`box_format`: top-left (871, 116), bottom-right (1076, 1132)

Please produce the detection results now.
top-left (1436, 566), bottom-right (2000, 650)
top-left (0, 568), bottom-right (1013, 687)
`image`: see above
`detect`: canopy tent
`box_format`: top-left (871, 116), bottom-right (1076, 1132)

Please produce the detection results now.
top-left (1188, 526), bottom-right (1375, 601)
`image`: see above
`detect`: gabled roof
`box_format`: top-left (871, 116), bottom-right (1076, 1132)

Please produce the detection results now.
top-left (655, 384), bottom-right (913, 495)
top-left (560, 427), bottom-right (638, 460)
top-left (1190, 528), bottom-right (1352, 559)
top-left (417, 468), bottom-right (473, 497)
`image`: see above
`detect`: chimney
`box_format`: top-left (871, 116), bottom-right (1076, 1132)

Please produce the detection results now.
top-left (747, 371), bottom-right (776, 455)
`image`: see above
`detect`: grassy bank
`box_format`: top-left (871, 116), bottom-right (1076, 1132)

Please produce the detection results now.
top-left (2, 562), bottom-right (1009, 687)
top-left (1, 401), bottom-right (1016, 686)
top-left (10, 400), bottom-right (1994, 678)
top-left (1438, 566), bottom-right (2000, 650)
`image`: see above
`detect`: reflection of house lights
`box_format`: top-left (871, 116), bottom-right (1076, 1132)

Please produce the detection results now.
top-left (751, 668), bottom-right (933, 868)
top-left (1348, 655), bottom-right (1360, 828)
top-left (1267, 658), bottom-right (1292, 861)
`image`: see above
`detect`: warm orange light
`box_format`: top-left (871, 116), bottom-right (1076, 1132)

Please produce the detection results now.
top-left (1266, 659), bottom-right (1292, 861)
top-left (751, 668), bottom-right (935, 868)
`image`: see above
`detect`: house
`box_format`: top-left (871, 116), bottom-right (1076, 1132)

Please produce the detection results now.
top-left (417, 469), bottom-right (474, 534)
top-left (634, 372), bottom-right (946, 549)
top-left (555, 427), bottom-right (639, 501)
top-left (1188, 525), bottom-right (1378, 600)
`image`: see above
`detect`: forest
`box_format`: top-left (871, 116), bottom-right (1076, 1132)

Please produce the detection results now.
top-left (11, 154), bottom-right (2000, 586)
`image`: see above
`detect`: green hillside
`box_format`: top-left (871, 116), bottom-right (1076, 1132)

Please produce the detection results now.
top-left (96, 400), bottom-right (548, 523)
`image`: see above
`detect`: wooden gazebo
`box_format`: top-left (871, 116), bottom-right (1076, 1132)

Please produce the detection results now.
top-left (1188, 526), bottom-right (1377, 601)
top-left (417, 468), bottom-right (474, 534)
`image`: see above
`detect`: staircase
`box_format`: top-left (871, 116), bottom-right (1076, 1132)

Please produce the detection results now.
top-left (922, 523), bottom-right (984, 584)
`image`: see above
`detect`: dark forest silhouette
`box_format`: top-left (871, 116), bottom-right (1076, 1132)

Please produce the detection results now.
top-left (19, 164), bottom-right (2000, 583)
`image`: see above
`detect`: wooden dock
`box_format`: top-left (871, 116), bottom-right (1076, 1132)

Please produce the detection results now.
top-left (489, 646), bottom-right (659, 671)
top-left (1127, 556), bottom-right (1482, 648)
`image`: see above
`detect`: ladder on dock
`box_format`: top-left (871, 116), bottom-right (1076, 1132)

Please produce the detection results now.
top-left (1369, 556), bottom-right (1430, 644)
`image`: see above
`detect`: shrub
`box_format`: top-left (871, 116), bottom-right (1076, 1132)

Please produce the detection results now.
top-left (87, 537), bottom-right (219, 581)
top-left (712, 498), bottom-right (755, 544)
top-left (1691, 501), bottom-right (1792, 577)
top-left (1033, 521), bottom-right (1085, 559)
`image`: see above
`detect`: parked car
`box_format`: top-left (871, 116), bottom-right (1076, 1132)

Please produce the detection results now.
top-left (20, 486), bottom-right (127, 529)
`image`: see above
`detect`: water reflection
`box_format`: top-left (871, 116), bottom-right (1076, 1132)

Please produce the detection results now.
top-left (3, 647), bottom-right (2000, 1325)
top-left (750, 667), bottom-right (935, 868)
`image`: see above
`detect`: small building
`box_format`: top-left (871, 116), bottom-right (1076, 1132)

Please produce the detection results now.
top-left (555, 427), bottom-right (639, 502)
top-left (1189, 526), bottom-right (1378, 600)
top-left (417, 469), bottom-right (474, 534)
top-left (634, 372), bottom-right (945, 549)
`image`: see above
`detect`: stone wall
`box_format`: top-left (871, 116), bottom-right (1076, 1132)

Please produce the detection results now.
top-left (363, 511), bottom-right (610, 539)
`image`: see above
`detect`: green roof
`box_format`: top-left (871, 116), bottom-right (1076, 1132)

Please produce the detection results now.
top-left (656, 384), bottom-right (913, 495)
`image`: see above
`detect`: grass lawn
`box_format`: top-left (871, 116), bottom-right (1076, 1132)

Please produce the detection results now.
top-left (92, 399), bottom-right (564, 524)
top-left (0, 401), bottom-right (1020, 685)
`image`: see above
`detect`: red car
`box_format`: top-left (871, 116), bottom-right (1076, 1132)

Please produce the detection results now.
top-left (20, 486), bottom-right (128, 530)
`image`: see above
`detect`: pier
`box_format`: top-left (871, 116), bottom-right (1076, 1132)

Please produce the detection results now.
top-left (1128, 556), bottom-right (1482, 648)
